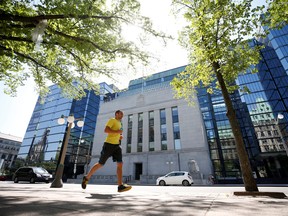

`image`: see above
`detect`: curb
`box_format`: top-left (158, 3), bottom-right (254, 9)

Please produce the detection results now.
top-left (234, 191), bottom-right (287, 198)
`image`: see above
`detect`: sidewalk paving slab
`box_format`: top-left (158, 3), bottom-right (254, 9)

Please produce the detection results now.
top-left (0, 182), bottom-right (287, 216)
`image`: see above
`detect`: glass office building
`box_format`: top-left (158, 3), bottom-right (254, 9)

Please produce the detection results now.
top-left (265, 24), bottom-right (288, 75)
top-left (197, 86), bottom-right (260, 182)
top-left (236, 37), bottom-right (288, 180)
top-left (198, 25), bottom-right (288, 182)
top-left (18, 83), bottom-right (115, 179)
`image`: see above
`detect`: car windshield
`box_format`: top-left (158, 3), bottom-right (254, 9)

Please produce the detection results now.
top-left (34, 167), bottom-right (48, 174)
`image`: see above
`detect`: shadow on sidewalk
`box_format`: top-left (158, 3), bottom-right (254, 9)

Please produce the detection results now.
top-left (87, 193), bottom-right (119, 199)
top-left (1, 182), bottom-right (288, 216)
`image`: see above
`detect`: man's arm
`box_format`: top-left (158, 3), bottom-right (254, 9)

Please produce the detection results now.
top-left (104, 126), bottom-right (122, 134)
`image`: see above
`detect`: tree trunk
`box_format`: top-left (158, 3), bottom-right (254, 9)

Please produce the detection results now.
top-left (212, 61), bottom-right (258, 192)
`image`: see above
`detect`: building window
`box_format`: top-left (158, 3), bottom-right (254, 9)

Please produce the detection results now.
top-left (160, 108), bottom-right (166, 124)
top-left (149, 111), bottom-right (155, 151)
top-left (126, 114), bottom-right (133, 153)
top-left (172, 107), bottom-right (181, 149)
top-left (137, 113), bottom-right (143, 152)
top-left (172, 107), bottom-right (179, 122)
top-left (160, 109), bottom-right (167, 150)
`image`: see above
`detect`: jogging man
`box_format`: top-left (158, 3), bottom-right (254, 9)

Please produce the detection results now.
top-left (81, 110), bottom-right (132, 192)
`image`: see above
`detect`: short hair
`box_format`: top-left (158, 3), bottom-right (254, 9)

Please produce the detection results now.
top-left (115, 110), bottom-right (123, 115)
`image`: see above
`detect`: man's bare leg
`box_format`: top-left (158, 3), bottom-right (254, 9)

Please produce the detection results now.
top-left (81, 163), bottom-right (103, 189)
top-left (86, 163), bottom-right (103, 180)
top-left (117, 162), bottom-right (132, 192)
top-left (117, 162), bottom-right (123, 186)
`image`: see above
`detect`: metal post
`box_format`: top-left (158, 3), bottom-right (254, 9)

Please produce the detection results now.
top-left (73, 138), bottom-right (83, 178)
top-left (85, 141), bottom-right (92, 174)
top-left (50, 122), bottom-right (72, 188)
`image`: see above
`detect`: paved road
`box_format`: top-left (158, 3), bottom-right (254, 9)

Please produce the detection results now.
top-left (0, 181), bottom-right (288, 216)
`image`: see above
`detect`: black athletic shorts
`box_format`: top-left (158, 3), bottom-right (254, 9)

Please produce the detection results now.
top-left (98, 142), bottom-right (122, 165)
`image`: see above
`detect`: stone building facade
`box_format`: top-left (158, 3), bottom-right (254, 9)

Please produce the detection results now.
top-left (88, 82), bottom-right (213, 184)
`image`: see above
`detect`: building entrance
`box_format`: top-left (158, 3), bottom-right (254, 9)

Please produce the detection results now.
top-left (135, 163), bottom-right (143, 180)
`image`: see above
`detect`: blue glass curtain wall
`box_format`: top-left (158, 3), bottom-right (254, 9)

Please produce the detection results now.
top-left (18, 85), bottom-right (100, 178)
top-left (196, 83), bottom-right (258, 180)
top-left (195, 24), bottom-right (288, 182)
top-left (61, 89), bottom-right (100, 178)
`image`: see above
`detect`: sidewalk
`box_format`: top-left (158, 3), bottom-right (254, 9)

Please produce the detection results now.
top-left (0, 182), bottom-right (287, 216)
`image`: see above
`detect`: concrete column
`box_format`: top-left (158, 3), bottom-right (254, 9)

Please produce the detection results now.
top-left (142, 111), bottom-right (149, 152)
top-left (121, 115), bottom-right (128, 153)
top-left (131, 113), bottom-right (138, 153)
top-left (154, 109), bottom-right (161, 151)
top-left (166, 108), bottom-right (174, 150)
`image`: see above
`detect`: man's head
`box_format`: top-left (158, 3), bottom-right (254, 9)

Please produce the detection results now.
top-left (115, 110), bottom-right (124, 120)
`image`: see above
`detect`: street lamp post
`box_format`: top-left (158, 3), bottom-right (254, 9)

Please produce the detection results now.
top-left (85, 154), bottom-right (91, 175)
top-left (74, 138), bottom-right (84, 178)
top-left (85, 141), bottom-right (92, 174)
top-left (276, 113), bottom-right (288, 156)
top-left (50, 115), bottom-right (84, 188)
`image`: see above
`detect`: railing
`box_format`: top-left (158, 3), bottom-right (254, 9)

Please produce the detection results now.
top-left (87, 175), bottom-right (132, 184)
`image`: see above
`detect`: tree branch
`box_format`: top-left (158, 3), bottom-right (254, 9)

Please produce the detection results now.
top-left (0, 11), bottom-right (119, 23)
top-left (173, 1), bottom-right (194, 10)
top-left (0, 35), bottom-right (33, 43)
top-left (0, 23), bottom-right (35, 29)
top-left (46, 26), bottom-right (128, 54)
top-left (0, 44), bottom-right (70, 83)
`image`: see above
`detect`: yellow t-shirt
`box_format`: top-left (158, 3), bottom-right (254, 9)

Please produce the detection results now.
top-left (105, 118), bottom-right (122, 144)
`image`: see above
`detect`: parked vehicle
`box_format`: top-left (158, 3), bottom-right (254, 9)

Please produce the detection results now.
top-left (13, 167), bottom-right (52, 183)
top-left (156, 171), bottom-right (193, 186)
top-left (0, 172), bottom-right (8, 181)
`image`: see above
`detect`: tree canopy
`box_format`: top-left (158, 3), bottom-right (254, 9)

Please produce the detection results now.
top-left (171, 0), bottom-right (264, 101)
top-left (0, 0), bottom-right (169, 98)
top-left (266, 0), bottom-right (288, 28)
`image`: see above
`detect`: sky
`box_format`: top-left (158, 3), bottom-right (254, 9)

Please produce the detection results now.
top-left (0, 0), bottom-right (267, 139)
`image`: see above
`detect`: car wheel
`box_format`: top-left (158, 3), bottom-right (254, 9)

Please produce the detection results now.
top-left (182, 180), bottom-right (190, 186)
top-left (14, 177), bottom-right (19, 183)
top-left (159, 180), bottom-right (166, 186)
top-left (30, 177), bottom-right (35, 183)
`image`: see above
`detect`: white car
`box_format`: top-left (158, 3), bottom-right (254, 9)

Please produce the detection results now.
top-left (156, 171), bottom-right (193, 186)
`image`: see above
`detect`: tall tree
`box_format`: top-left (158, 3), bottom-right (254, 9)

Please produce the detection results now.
top-left (0, 0), bottom-right (169, 98)
top-left (171, 0), bottom-right (264, 192)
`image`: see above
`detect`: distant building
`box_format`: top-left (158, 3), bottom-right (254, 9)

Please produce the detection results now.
top-left (17, 83), bottom-right (116, 178)
top-left (0, 132), bottom-right (22, 171)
